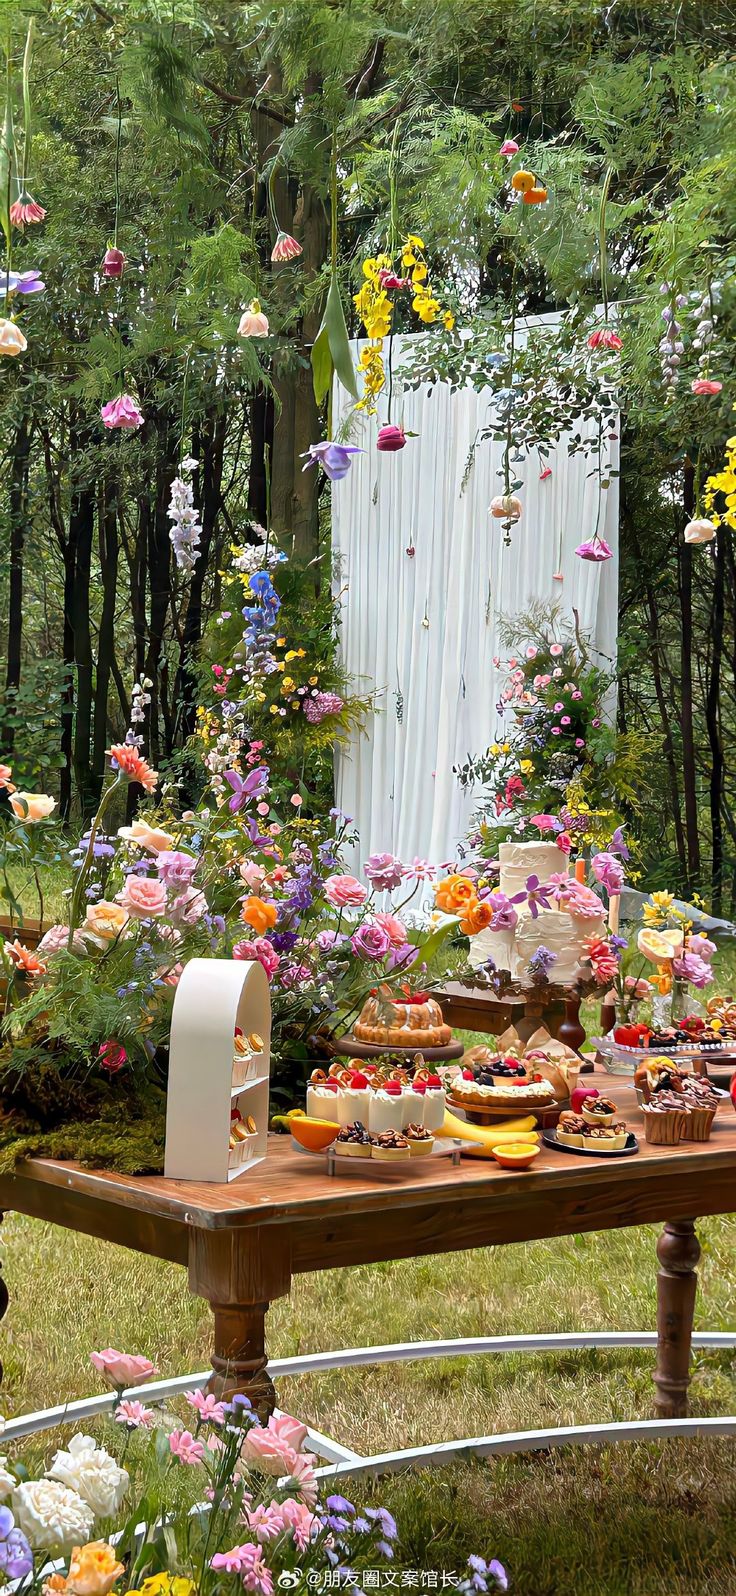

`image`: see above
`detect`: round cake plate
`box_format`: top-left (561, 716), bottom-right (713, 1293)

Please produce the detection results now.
top-left (542, 1128), bottom-right (639, 1158)
top-left (447, 1092), bottom-right (560, 1125)
top-left (334, 1037), bottom-right (465, 1062)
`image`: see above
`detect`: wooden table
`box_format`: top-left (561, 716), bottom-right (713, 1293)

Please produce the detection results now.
top-left (0, 1076), bottom-right (733, 1426)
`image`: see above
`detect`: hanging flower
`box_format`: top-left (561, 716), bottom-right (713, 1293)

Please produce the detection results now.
top-left (691, 378), bottom-right (722, 395)
top-left (377, 424), bottom-right (406, 452)
top-left (575, 536), bottom-right (613, 562)
top-left (9, 191), bottom-right (45, 226)
top-left (377, 270), bottom-right (410, 289)
top-left (587, 329), bottom-right (622, 351)
top-left (101, 394), bottom-right (143, 431)
top-left (539, 466), bottom-right (552, 480)
top-left (102, 246), bottom-right (125, 278)
top-left (0, 320), bottom-right (27, 357)
top-left (4, 269), bottom-right (44, 296)
top-left (271, 231), bottom-right (302, 263)
top-left (168, 468), bottom-right (203, 571)
top-left (684, 518), bottom-right (716, 545)
top-left (238, 300), bottom-right (270, 337)
top-left (499, 139), bottom-right (519, 156)
top-left (490, 494), bottom-right (522, 522)
top-left (301, 441), bottom-right (362, 481)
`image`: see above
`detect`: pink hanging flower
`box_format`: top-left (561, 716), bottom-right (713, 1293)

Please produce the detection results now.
top-left (691, 378), bottom-right (722, 396)
top-left (575, 536), bottom-right (613, 562)
top-left (102, 246), bottom-right (125, 278)
top-left (500, 139), bottom-right (520, 156)
top-left (239, 300), bottom-right (270, 337)
top-left (101, 394), bottom-right (144, 431)
top-left (539, 466), bottom-right (552, 480)
top-left (10, 191), bottom-right (45, 226)
top-left (378, 270), bottom-right (410, 289)
top-left (169, 1429), bottom-right (206, 1465)
top-left (271, 231), bottom-right (302, 263)
top-left (587, 329), bottom-right (622, 351)
top-left (377, 424), bottom-right (407, 452)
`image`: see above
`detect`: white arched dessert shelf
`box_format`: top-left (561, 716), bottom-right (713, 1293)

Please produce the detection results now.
top-left (164, 957), bottom-right (271, 1183)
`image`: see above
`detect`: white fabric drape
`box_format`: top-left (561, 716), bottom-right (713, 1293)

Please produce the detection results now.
top-left (332, 326), bottom-right (619, 870)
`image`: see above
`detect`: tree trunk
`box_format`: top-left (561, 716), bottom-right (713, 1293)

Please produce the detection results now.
top-left (70, 455), bottom-right (96, 819)
top-left (91, 480), bottom-right (119, 807)
top-left (4, 413), bottom-right (31, 747)
top-left (679, 461), bottom-right (700, 892)
top-left (705, 536), bottom-right (725, 912)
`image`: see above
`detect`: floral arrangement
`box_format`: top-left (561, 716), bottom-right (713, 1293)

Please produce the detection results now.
top-left (609, 889), bottom-right (717, 1025)
top-left (353, 235), bottom-right (454, 418)
top-left (456, 610), bottom-right (648, 853)
top-left (0, 1346), bottom-right (506, 1595)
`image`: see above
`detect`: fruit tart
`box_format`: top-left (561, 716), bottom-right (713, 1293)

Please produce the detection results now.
top-left (335, 1121), bottom-right (374, 1159)
top-left (404, 1122), bottom-right (435, 1158)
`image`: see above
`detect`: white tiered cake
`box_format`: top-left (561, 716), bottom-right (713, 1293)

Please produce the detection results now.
top-left (472, 840), bottom-right (606, 988)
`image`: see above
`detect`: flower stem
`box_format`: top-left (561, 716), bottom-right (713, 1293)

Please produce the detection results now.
top-left (67, 772), bottom-right (124, 948)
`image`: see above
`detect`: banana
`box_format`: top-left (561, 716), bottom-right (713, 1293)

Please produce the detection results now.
top-left (436, 1107), bottom-right (539, 1148)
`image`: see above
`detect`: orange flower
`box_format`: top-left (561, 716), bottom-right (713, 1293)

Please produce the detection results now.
top-left (107, 744), bottom-right (158, 794)
top-left (460, 900), bottom-right (494, 936)
top-left (0, 763), bottom-right (14, 791)
top-left (241, 895), bottom-right (278, 936)
top-left (3, 939), bottom-right (47, 976)
top-left (434, 873), bottom-right (478, 914)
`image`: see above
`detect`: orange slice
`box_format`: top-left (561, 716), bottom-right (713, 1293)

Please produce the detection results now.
top-left (289, 1115), bottom-right (340, 1152)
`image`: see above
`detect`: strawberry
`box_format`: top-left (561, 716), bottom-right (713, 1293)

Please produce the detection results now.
top-left (350, 1071), bottom-right (369, 1088)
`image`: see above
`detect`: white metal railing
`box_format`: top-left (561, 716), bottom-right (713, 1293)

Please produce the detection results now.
top-left (3, 1331), bottom-right (735, 1477)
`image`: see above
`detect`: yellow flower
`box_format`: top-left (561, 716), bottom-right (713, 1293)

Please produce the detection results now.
top-left (285, 650), bottom-right (297, 661)
top-left (296, 648), bottom-right (306, 658)
top-left (277, 637), bottom-right (286, 646)
top-left (489, 743), bottom-right (502, 756)
top-left (309, 675), bottom-right (318, 685)
top-left (651, 890), bottom-right (674, 910)
top-left (270, 705), bottom-right (279, 715)
top-left (411, 262), bottom-right (428, 284)
top-left (282, 677), bottom-right (295, 691)
top-left (519, 759), bottom-right (534, 774)
top-left (62, 1542), bottom-right (125, 1596)
top-left (406, 233), bottom-right (425, 249)
top-left (443, 311), bottom-right (455, 330)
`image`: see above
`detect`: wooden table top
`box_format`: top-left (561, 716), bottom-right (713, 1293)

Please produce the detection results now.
top-left (0, 1079), bottom-right (735, 1279)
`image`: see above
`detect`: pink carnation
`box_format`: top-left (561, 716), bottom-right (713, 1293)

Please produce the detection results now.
top-left (324, 873), bottom-right (367, 908)
top-left (169, 1429), bottom-right (206, 1465)
top-left (280, 1497), bottom-right (315, 1552)
top-left (117, 875), bottom-right (167, 918)
top-left (186, 1388), bottom-right (227, 1424)
top-left (115, 1399), bottom-right (154, 1429)
top-left (211, 1544), bottom-right (274, 1595)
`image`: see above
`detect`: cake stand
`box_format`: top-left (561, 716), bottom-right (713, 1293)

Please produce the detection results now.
top-left (334, 1036), bottom-right (465, 1063)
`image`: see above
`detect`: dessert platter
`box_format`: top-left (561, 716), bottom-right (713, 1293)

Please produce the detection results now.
top-left (595, 1009), bottom-right (736, 1075)
top-left (634, 1057), bottom-right (725, 1142)
top-left (543, 1091), bottom-right (638, 1157)
top-left (470, 839), bottom-right (607, 988)
top-left (443, 1038), bottom-right (581, 1124)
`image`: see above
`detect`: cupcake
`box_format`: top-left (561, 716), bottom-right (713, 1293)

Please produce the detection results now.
top-left (371, 1129), bottom-right (411, 1162)
top-left (641, 1090), bottom-right (690, 1145)
top-left (581, 1094), bottom-right (617, 1126)
top-left (680, 1076), bottom-right (718, 1141)
top-left (557, 1111), bottom-right (585, 1148)
top-left (336, 1121), bottom-right (373, 1158)
top-left (405, 1122), bottom-right (435, 1158)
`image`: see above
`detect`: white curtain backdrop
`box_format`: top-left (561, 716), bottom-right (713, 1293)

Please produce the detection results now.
top-left (332, 324), bottom-right (619, 870)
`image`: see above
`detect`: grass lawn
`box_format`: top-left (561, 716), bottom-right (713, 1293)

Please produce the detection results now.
top-left (2, 1212), bottom-right (736, 1596)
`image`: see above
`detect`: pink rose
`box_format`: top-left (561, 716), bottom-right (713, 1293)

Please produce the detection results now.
top-left (233, 937), bottom-right (280, 979)
top-left (324, 874), bottom-right (367, 909)
top-left (267, 1413), bottom-right (308, 1450)
top-left (240, 860), bottom-right (266, 890)
top-left (98, 1040), bottom-right (128, 1074)
top-left (240, 1429), bottom-right (299, 1477)
top-left (170, 884), bottom-right (207, 924)
top-left (373, 912), bottom-right (408, 947)
top-left (550, 643), bottom-right (563, 657)
top-left (117, 875), bottom-right (167, 918)
top-left (691, 379), bottom-right (722, 396)
top-left (90, 1349), bottom-right (157, 1389)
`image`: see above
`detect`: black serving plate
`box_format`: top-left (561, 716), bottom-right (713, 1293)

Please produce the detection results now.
top-left (542, 1129), bottom-right (639, 1158)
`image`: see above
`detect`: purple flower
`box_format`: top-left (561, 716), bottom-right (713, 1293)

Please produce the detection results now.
top-left (302, 441), bottom-right (362, 481)
top-left (316, 929), bottom-right (343, 953)
top-left (365, 1507), bottom-right (397, 1540)
top-left (528, 945), bottom-right (557, 985)
top-left (575, 535), bottom-right (613, 562)
top-left (304, 691), bottom-right (344, 724)
top-left (591, 851), bottom-right (625, 895)
top-left (523, 873), bottom-right (554, 918)
top-left (351, 923), bottom-right (391, 961)
top-left (364, 852), bottom-right (405, 891)
top-left (269, 929), bottom-right (299, 954)
top-left (0, 1508), bottom-right (32, 1581)
top-left (487, 891), bottom-right (518, 932)
top-left (672, 951), bottom-right (713, 990)
top-left (689, 933), bottom-right (716, 962)
top-left (387, 941), bottom-right (416, 971)
top-left (5, 268), bottom-right (44, 295)
top-left (156, 850), bottom-right (198, 887)
top-left (224, 765), bottom-right (269, 812)
top-left (609, 826), bottom-right (630, 860)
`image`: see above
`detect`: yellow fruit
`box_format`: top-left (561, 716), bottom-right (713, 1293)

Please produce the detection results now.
top-left (511, 169), bottom-right (536, 193)
top-left (437, 1108), bottom-right (539, 1149)
top-left (288, 1115), bottom-right (340, 1152)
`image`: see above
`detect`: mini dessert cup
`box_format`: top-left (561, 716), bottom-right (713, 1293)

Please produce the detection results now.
top-left (581, 1096), bottom-right (616, 1126)
top-left (641, 1105), bottom-right (689, 1145)
top-left (680, 1104), bottom-right (716, 1141)
top-left (405, 1122), bottom-right (434, 1158)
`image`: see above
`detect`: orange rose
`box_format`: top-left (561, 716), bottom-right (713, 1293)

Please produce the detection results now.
top-left (241, 895), bottom-right (278, 936)
top-left (65, 1542), bottom-right (125, 1596)
top-left (460, 900), bottom-right (493, 936)
top-left (434, 873), bottom-right (477, 914)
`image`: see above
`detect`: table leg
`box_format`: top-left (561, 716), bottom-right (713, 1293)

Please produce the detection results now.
top-left (653, 1218), bottom-right (701, 1418)
top-left (0, 1214), bottom-right (7, 1388)
top-left (188, 1228), bottom-right (291, 1423)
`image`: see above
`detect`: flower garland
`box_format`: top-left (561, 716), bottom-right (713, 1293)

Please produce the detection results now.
top-left (353, 235), bottom-right (454, 413)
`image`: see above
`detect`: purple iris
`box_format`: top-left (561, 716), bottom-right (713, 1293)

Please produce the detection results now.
top-left (0, 1507), bottom-right (32, 1581)
top-left (4, 269), bottom-right (44, 296)
top-left (223, 765), bottom-right (269, 812)
top-left (302, 441), bottom-right (362, 481)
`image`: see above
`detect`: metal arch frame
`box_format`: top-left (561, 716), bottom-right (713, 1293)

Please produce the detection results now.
top-left (5, 1332), bottom-right (736, 1478)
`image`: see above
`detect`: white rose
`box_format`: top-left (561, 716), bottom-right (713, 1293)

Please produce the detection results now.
top-left (12, 1479), bottom-right (94, 1549)
top-left (47, 1434), bottom-right (129, 1518)
top-left (0, 1455), bottom-right (16, 1499)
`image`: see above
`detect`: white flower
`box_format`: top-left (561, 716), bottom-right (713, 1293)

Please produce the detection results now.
top-left (0, 1455), bottom-right (16, 1499)
top-left (12, 1478), bottom-right (94, 1549)
top-left (47, 1433), bottom-right (129, 1518)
